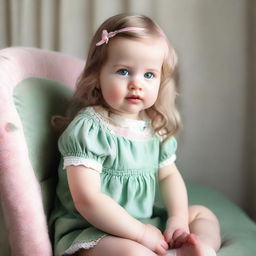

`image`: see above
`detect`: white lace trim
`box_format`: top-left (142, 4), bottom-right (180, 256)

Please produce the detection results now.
top-left (63, 235), bottom-right (106, 255)
top-left (109, 111), bottom-right (151, 132)
top-left (63, 157), bottom-right (102, 173)
top-left (159, 154), bottom-right (176, 168)
top-left (87, 106), bottom-right (155, 141)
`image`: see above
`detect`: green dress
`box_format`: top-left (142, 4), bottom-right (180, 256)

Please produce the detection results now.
top-left (51, 106), bottom-right (177, 255)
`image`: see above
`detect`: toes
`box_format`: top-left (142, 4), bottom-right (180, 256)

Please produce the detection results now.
top-left (187, 234), bottom-right (199, 246)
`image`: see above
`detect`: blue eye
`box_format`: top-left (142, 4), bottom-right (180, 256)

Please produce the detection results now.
top-left (117, 69), bottom-right (129, 76)
top-left (144, 72), bottom-right (154, 79)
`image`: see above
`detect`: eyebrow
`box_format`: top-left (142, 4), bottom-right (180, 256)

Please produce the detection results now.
top-left (113, 64), bottom-right (130, 69)
top-left (113, 64), bottom-right (161, 73)
top-left (146, 68), bottom-right (161, 74)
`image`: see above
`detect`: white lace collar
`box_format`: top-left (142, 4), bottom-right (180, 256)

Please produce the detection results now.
top-left (108, 112), bottom-right (151, 132)
top-left (91, 106), bottom-right (152, 133)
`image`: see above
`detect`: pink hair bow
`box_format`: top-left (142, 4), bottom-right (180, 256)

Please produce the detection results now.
top-left (96, 27), bottom-right (145, 46)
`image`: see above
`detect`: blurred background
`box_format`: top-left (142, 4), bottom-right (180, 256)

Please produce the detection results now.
top-left (0, 0), bottom-right (255, 219)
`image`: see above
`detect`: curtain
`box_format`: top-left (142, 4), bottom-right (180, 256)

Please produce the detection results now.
top-left (0, 0), bottom-right (159, 57)
top-left (251, 0), bottom-right (256, 219)
top-left (0, 0), bottom-right (255, 218)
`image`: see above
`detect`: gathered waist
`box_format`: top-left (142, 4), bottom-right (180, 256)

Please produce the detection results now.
top-left (101, 167), bottom-right (157, 176)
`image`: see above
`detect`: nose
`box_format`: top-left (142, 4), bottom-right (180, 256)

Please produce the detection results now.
top-left (128, 78), bottom-right (142, 91)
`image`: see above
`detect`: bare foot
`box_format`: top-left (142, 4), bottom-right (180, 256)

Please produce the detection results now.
top-left (174, 234), bottom-right (216, 256)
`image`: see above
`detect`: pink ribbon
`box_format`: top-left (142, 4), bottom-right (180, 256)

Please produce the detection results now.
top-left (96, 27), bottom-right (145, 46)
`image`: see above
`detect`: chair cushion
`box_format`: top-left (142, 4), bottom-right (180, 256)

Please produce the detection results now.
top-left (13, 77), bottom-right (72, 219)
top-left (187, 183), bottom-right (256, 255)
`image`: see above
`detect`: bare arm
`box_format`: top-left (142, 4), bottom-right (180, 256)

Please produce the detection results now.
top-left (158, 163), bottom-right (188, 219)
top-left (158, 163), bottom-right (189, 246)
top-left (67, 165), bottom-right (168, 254)
top-left (67, 165), bottom-right (144, 239)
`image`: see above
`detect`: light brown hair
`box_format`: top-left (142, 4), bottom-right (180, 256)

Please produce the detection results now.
top-left (54, 14), bottom-right (181, 138)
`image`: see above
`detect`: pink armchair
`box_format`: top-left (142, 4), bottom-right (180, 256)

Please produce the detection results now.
top-left (0, 47), bottom-right (84, 255)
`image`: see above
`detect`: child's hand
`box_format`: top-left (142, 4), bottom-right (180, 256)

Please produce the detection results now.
top-left (137, 224), bottom-right (168, 255)
top-left (164, 216), bottom-right (190, 249)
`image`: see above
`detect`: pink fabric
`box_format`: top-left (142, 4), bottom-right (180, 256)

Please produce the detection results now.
top-left (0, 47), bottom-right (84, 255)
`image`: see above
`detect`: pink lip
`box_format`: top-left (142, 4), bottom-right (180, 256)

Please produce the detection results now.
top-left (125, 95), bottom-right (142, 103)
top-left (126, 95), bottom-right (142, 100)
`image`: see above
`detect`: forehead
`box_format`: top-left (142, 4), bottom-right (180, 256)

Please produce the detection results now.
top-left (105, 37), bottom-right (167, 67)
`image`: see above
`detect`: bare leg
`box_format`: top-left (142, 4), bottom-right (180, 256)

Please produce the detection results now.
top-left (188, 205), bottom-right (221, 251)
top-left (168, 205), bottom-right (221, 256)
top-left (77, 235), bottom-right (158, 256)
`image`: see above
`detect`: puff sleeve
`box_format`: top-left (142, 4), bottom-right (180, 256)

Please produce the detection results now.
top-left (159, 136), bottom-right (177, 168)
top-left (58, 111), bottom-right (116, 173)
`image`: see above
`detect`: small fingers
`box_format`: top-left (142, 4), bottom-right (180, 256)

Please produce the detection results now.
top-left (173, 232), bottom-right (189, 248)
top-left (166, 229), bottom-right (189, 249)
top-left (165, 229), bottom-right (181, 248)
top-left (161, 239), bottom-right (169, 250)
top-left (156, 244), bottom-right (168, 256)
top-left (173, 229), bottom-right (185, 240)
top-left (164, 233), bottom-right (174, 249)
top-left (164, 229), bottom-right (174, 244)
top-left (155, 236), bottom-right (168, 255)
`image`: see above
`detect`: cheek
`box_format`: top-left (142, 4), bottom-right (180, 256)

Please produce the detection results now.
top-left (102, 85), bottom-right (123, 104)
top-left (146, 84), bottom-right (160, 104)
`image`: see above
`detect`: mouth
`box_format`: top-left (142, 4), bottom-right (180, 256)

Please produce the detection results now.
top-left (126, 95), bottom-right (142, 100)
top-left (125, 95), bottom-right (142, 103)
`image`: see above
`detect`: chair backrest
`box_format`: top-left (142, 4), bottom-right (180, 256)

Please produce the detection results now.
top-left (0, 47), bottom-right (84, 256)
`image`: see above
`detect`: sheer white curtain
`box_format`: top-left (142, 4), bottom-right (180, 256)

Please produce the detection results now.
top-left (0, 0), bottom-right (255, 217)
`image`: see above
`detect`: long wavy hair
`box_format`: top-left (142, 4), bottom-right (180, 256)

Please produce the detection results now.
top-left (53, 13), bottom-right (181, 138)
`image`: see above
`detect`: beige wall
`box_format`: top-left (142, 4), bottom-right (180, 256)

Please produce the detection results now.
top-left (160, 1), bottom-right (251, 211)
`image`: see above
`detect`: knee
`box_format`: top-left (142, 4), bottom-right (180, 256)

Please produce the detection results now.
top-left (189, 205), bottom-right (219, 224)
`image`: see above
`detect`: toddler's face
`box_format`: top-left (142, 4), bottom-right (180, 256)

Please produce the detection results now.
top-left (99, 37), bottom-right (167, 119)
